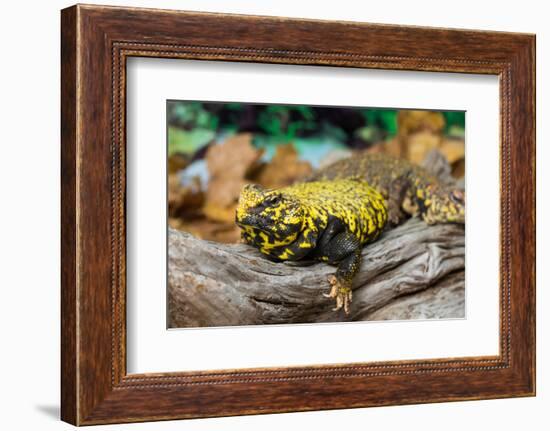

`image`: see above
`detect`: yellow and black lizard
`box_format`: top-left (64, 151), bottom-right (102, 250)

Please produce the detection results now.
top-left (311, 152), bottom-right (465, 226)
top-left (235, 152), bottom-right (465, 314)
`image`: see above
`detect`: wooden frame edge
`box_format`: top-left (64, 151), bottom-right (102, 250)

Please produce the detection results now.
top-left (61, 5), bottom-right (79, 425)
top-left (61, 4), bottom-right (535, 425)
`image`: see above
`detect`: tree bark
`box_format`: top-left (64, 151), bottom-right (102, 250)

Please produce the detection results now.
top-left (168, 218), bottom-right (465, 328)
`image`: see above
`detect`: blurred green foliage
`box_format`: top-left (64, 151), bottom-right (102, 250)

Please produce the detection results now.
top-left (442, 111), bottom-right (466, 131)
top-left (168, 101), bottom-right (219, 130)
top-left (257, 105), bottom-right (317, 140)
top-left (362, 109), bottom-right (398, 135)
top-left (168, 127), bottom-right (215, 155)
top-left (167, 101), bottom-right (465, 156)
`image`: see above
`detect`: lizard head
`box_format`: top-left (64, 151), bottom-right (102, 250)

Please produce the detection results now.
top-left (235, 184), bottom-right (305, 244)
top-left (414, 185), bottom-right (465, 225)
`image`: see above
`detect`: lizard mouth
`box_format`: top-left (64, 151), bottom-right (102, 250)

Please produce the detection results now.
top-left (235, 213), bottom-right (271, 233)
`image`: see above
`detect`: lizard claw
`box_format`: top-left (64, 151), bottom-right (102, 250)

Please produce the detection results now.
top-left (325, 275), bottom-right (352, 314)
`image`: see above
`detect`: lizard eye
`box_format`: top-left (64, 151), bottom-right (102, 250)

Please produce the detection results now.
top-left (266, 194), bottom-right (282, 205)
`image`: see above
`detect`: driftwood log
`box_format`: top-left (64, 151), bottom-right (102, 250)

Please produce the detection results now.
top-left (168, 219), bottom-right (464, 327)
top-left (168, 150), bottom-right (465, 328)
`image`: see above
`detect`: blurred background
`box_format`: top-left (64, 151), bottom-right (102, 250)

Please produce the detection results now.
top-left (168, 101), bottom-right (465, 243)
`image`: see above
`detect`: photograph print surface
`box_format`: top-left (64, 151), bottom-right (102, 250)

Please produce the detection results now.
top-left (167, 101), bottom-right (466, 328)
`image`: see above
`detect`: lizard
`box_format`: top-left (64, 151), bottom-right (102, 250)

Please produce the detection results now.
top-left (235, 152), bottom-right (465, 314)
top-left (309, 152), bottom-right (465, 226)
top-left (235, 178), bottom-right (388, 314)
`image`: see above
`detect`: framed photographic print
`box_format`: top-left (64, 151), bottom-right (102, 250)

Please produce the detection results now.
top-left (61, 4), bottom-right (535, 425)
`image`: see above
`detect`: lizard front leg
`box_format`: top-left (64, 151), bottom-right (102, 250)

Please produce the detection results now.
top-left (326, 248), bottom-right (362, 314)
top-left (318, 224), bottom-right (362, 314)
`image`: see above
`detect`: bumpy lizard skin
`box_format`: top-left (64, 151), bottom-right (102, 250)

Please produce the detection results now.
top-left (235, 179), bottom-right (388, 313)
top-left (310, 153), bottom-right (465, 225)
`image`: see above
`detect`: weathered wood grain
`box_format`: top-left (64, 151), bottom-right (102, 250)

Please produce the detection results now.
top-left (168, 219), bottom-right (465, 328)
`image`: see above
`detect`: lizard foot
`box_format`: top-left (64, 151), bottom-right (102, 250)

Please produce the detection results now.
top-left (323, 275), bottom-right (352, 314)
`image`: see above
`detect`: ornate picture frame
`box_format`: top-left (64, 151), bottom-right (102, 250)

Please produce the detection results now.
top-left (61, 4), bottom-right (535, 425)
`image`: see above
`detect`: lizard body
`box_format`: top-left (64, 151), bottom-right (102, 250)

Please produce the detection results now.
top-left (235, 153), bottom-right (464, 314)
top-left (311, 152), bottom-right (465, 225)
top-left (235, 178), bottom-right (387, 313)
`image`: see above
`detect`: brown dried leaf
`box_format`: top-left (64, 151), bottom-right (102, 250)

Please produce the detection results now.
top-left (253, 143), bottom-right (312, 189)
top-left (168, 153), bottom-right (189, 174)
top-left (406, 131), bottom-right (443, 164)
top-left (168, 174), bottom-right (204, 218)
top-left (206, 177), bottom-right (247, 209)
top-left (206, 133), bottom-right (263, 179)
top-left (452, 158), bottom-right (466, 178)
top-left (398, 110), bottom-right (446, 136)
top-left (204, 133), bottom-right (264, 219)
top-left (203, 200), bottom-right (241, 223)
top-left (439, 138), bottom-right (466, 164)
